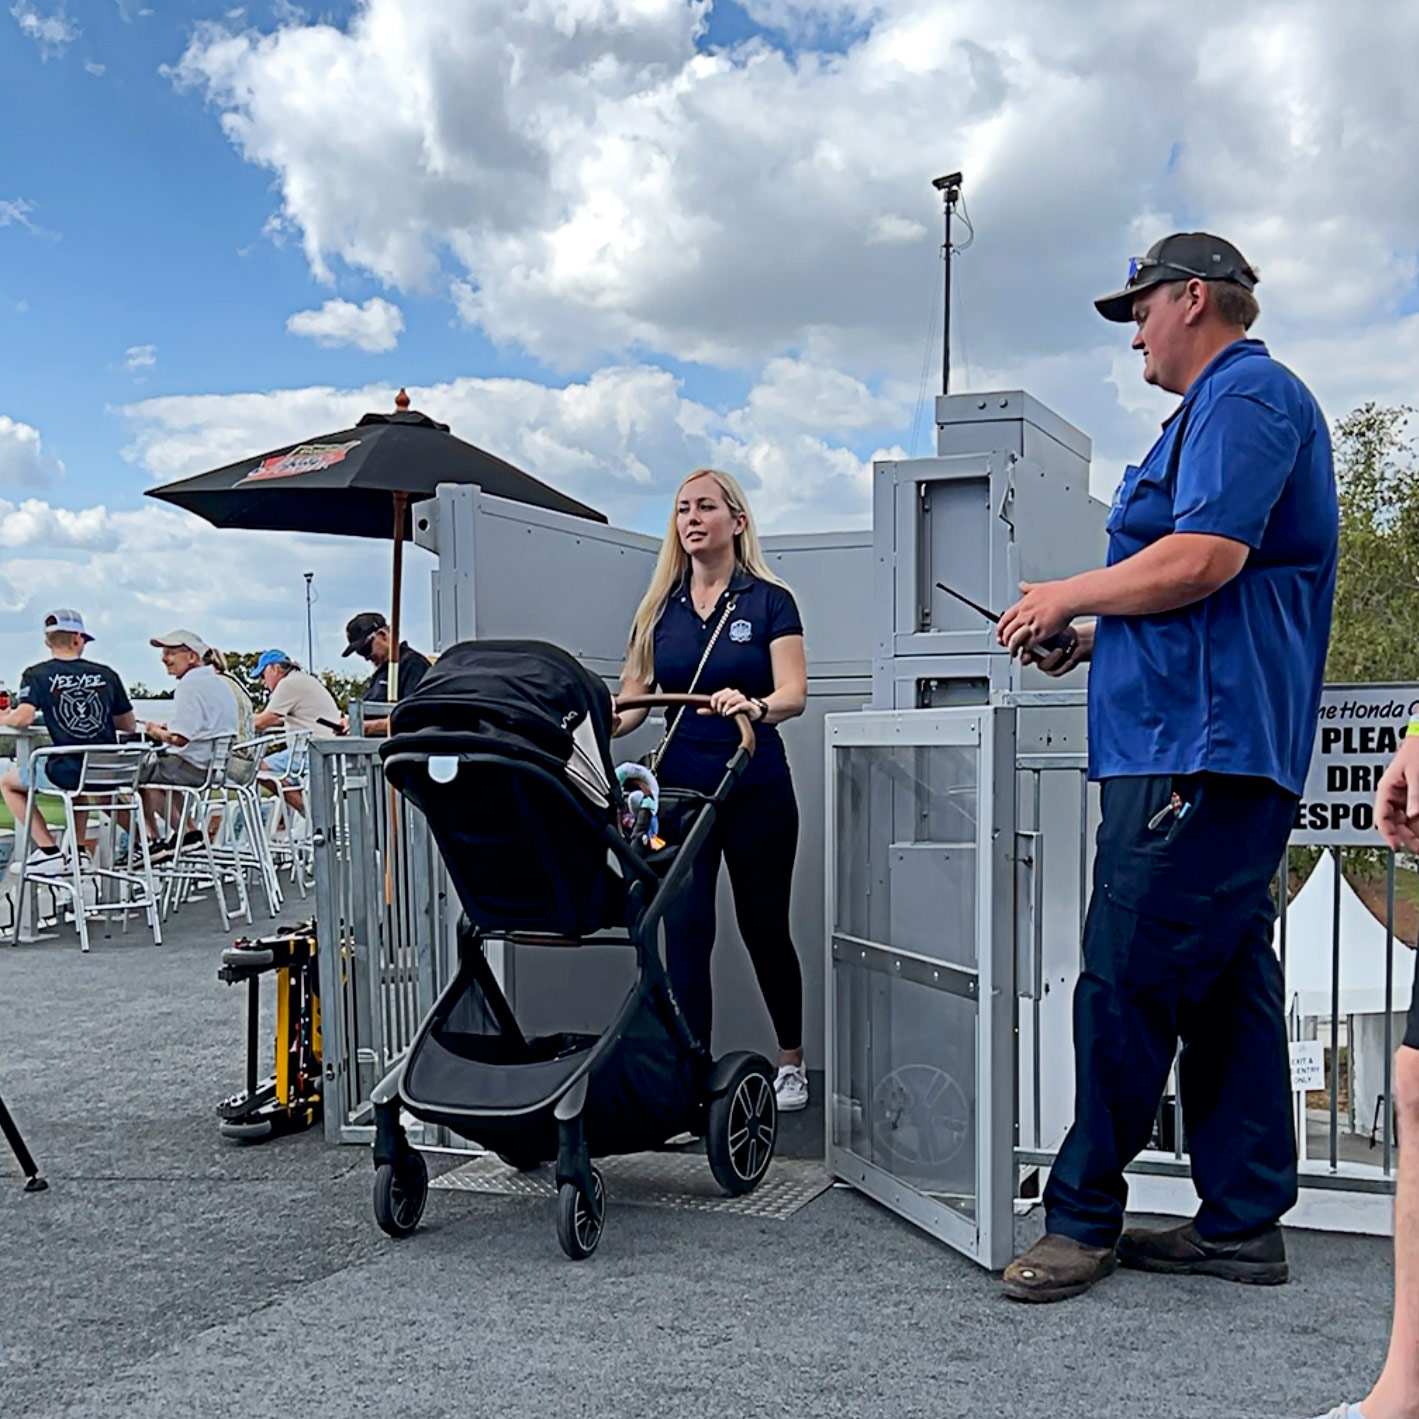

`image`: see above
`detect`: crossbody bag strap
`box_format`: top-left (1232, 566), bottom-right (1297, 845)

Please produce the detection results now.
top-left (648, 593), bottom-right (739, 775)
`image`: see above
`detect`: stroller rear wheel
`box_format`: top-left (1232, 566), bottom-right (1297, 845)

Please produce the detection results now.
top-left (706, 1057), bottom-right (777, 1196)
top-left (555, 1167), bottom-right (605, 1260)
top-left (373, 1151), bottom-right (429, 1238)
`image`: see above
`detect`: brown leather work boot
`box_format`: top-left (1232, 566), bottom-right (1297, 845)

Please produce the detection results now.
top-left (1001, 1232), bottom-right (1117, 1303)
top-left (1117, 1220), bottom-right (1288, 1284)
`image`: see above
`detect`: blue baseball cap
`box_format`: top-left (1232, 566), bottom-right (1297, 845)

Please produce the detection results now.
top-left (251, 649), bottom-right (291, 679)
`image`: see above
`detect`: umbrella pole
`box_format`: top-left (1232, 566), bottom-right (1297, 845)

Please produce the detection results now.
top-left (384, 490), bottom-right (409, 912)
top-left (388, 491), bottom-right (408, 704)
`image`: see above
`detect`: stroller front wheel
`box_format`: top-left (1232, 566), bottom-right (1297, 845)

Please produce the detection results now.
top-left (373, 1152), bottom-right (428, 1238)
top-left (706, 1058), bottom-right (777, 1196)
top-left (555, 1167), bottom-right (605, 1260)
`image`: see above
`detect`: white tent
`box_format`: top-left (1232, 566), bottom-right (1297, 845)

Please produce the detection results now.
top-left (1282, 849), bottom-right (1415, 1018)
top-left (1283, 849), bottom-right (1414, 1138)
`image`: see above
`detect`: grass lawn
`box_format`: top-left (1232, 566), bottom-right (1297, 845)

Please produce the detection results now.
top-left (0, 799), bottom-right (67, 832)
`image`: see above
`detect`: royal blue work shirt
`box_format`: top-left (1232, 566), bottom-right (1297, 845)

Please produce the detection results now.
top-left (653, 570), bottom-right (803, 793)
top-left (1089, 339), bottom-right (1338, 795)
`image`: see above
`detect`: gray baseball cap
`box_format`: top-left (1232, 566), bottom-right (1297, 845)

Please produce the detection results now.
top-left (150, 628), bottom-right (210, 657)
top-left (1095, 232), bottom-right (1259, 322)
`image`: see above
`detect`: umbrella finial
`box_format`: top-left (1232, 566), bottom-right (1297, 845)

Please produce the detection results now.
top-left (394, 388), bottom-right (410, 411)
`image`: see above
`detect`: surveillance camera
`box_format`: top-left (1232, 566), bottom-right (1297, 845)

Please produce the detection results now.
top-left (931, 172), bottom-right (963, 192)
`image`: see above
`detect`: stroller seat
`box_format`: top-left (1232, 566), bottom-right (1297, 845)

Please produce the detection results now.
top-left (367, 640), bottom-right (780, 1259)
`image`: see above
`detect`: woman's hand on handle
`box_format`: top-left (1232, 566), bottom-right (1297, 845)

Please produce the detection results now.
top-left (701, 687), bottom-right (760, 720)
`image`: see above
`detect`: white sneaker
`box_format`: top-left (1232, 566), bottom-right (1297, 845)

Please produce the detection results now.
top-left (774, 1063), bottom-right (809, 1113)
top-left (1310, 1407), bottom-right (1366, 1419)
top-left (24, 848), bottom-right (66, 877)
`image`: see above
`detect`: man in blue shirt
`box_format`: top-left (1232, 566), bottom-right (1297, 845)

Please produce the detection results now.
top-left (995, 233), bottom-right (1338, 1302)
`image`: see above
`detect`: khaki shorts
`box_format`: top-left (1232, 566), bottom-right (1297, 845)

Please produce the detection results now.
top-left (138, 755), bottom-right (208, 788)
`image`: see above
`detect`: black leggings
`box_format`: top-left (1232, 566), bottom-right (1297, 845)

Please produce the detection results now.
top-left (662, 776), bottom-right (803, 1053)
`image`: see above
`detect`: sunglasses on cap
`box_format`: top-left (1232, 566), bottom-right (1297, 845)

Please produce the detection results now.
top-left (1127, 255), bottom-right (1217, 284)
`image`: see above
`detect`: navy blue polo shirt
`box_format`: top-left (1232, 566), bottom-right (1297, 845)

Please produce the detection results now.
top-left (653, 570), bottom-right (803, 792)
top-left (1089, 339), bottom-right (1337, 795)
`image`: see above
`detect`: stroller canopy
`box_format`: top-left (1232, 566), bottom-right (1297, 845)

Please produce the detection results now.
top-left (383, 640), bottom-right (623, 937)
top-left (385, 640), bottom-right (618, 808)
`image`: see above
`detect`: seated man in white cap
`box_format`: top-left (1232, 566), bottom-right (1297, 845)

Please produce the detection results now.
top-left (0, 609), bottom-right (135, 875)
top-left (138, 629), bottom-right (238, 855)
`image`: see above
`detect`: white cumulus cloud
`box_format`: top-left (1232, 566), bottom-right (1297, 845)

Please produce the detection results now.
top-left (0, 199), bottom-right (42, 234)
top-left (0, 416), bottom-right (63, 489)
top-left (286, 297), bottom-right (404, 352)
top-left (119, 362), bottom-right (901, 534)
top-left (10, 1), bottom-right (79, 56)
top-left (0, 494), bottom-right (435, 690)
top-left (167, 0), bottom-right (1419, 388)
top-left (124, 344), bottom-right (157, 372)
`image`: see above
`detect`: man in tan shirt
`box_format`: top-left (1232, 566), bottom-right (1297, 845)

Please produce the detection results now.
top-left (251, 649), bottom-right (340, 815)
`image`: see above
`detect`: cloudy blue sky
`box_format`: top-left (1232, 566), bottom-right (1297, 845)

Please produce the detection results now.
top-left (2, 0), bottom-right (1417, 683)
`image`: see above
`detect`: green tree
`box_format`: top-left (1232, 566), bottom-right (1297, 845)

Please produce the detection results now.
top-left (317, 670), bottom-right (368, 711)
top-left (1326, 402), bottom-right (1419, 682)
top-left (1313, 403), bottom-right (1419, 899)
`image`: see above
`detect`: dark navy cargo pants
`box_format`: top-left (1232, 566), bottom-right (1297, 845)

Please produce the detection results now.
top-left (1044, 772), bottom-right (1299, 1249)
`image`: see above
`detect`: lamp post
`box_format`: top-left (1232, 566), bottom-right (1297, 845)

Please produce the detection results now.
top-left (303, 572), bottom-right (315, 668)
top-left (932, 171), bottom-right (964, 395)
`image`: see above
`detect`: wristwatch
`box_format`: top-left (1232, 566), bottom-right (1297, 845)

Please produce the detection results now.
top-left (751, 697), bottom-right (769, 722)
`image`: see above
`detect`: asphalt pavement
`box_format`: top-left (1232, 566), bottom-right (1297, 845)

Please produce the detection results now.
top-left (0, 910), bottom-right (1395, 1419)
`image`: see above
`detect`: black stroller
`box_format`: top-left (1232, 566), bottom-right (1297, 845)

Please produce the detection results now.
top-left (369, 640), bottom-right (778, 1258)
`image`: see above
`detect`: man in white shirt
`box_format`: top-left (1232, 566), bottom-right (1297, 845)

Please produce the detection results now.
top-left (139, 628), bottom-right (239, 850)
top-left (251, 649), bottom-right (341, 815)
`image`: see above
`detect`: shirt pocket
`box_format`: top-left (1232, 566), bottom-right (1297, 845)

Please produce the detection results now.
top-left (1105, 464), bottom-right (1143, 534)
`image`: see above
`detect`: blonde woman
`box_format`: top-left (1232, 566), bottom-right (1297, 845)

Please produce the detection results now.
top-left (614, 469), bottom-right (810, 1111)
top-left (203, 646), bottom-right (258, 785)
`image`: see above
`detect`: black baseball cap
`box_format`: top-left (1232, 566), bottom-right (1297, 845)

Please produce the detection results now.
top-left (342, 611), bottom-right (387, 657)
top-left (1095, 232), bottom-right (1259, 323)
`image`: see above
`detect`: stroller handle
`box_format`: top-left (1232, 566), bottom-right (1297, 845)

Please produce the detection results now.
top-left (614, 693), bottom-right (756, 758)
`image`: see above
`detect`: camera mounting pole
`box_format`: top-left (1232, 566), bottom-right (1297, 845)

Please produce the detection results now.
top-left (932, 171), bottom-right (964, 395)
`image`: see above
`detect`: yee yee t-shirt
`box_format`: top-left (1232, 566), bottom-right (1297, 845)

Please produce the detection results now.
top-left (18, 656), bottom-right (133, 790)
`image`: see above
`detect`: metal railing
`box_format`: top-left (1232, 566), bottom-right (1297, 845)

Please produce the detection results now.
top-left (1014, 756), bottom-right (1404, 1209)
top-left (309, 739), bottom-right (451, 1144)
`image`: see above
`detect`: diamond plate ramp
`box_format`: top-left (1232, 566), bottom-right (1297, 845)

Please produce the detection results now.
top-left (430, 1150), bottom-right (831, 1220)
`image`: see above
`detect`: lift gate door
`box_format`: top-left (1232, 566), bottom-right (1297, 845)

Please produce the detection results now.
top-left (825, 708), bottom-right (1016, 1270)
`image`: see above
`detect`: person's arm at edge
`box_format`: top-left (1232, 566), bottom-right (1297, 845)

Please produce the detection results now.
top-left (1376, 725), bottom-right (1419, 853)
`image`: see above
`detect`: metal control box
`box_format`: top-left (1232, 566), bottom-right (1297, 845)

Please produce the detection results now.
top-left (871, 390), bottom-right (1106, 707)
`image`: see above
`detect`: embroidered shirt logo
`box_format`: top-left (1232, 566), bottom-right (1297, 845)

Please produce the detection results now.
top-left (729, 619), bottom-right (752, 644)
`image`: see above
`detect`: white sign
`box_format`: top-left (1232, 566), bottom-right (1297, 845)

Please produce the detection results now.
top-left (1292, 683), bottom-right (1419, 846)
top-left (1289, 1040), bottom-right (1326, 1093)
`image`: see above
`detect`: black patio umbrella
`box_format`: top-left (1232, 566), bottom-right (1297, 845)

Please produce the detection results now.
top-left (147, 390), bottom-right (605, 696)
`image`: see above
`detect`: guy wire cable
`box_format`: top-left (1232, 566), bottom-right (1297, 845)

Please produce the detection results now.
top-left (910, 232), bottom-right (947, 457)
top-left (951, 190), bottom-right (976, 390)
